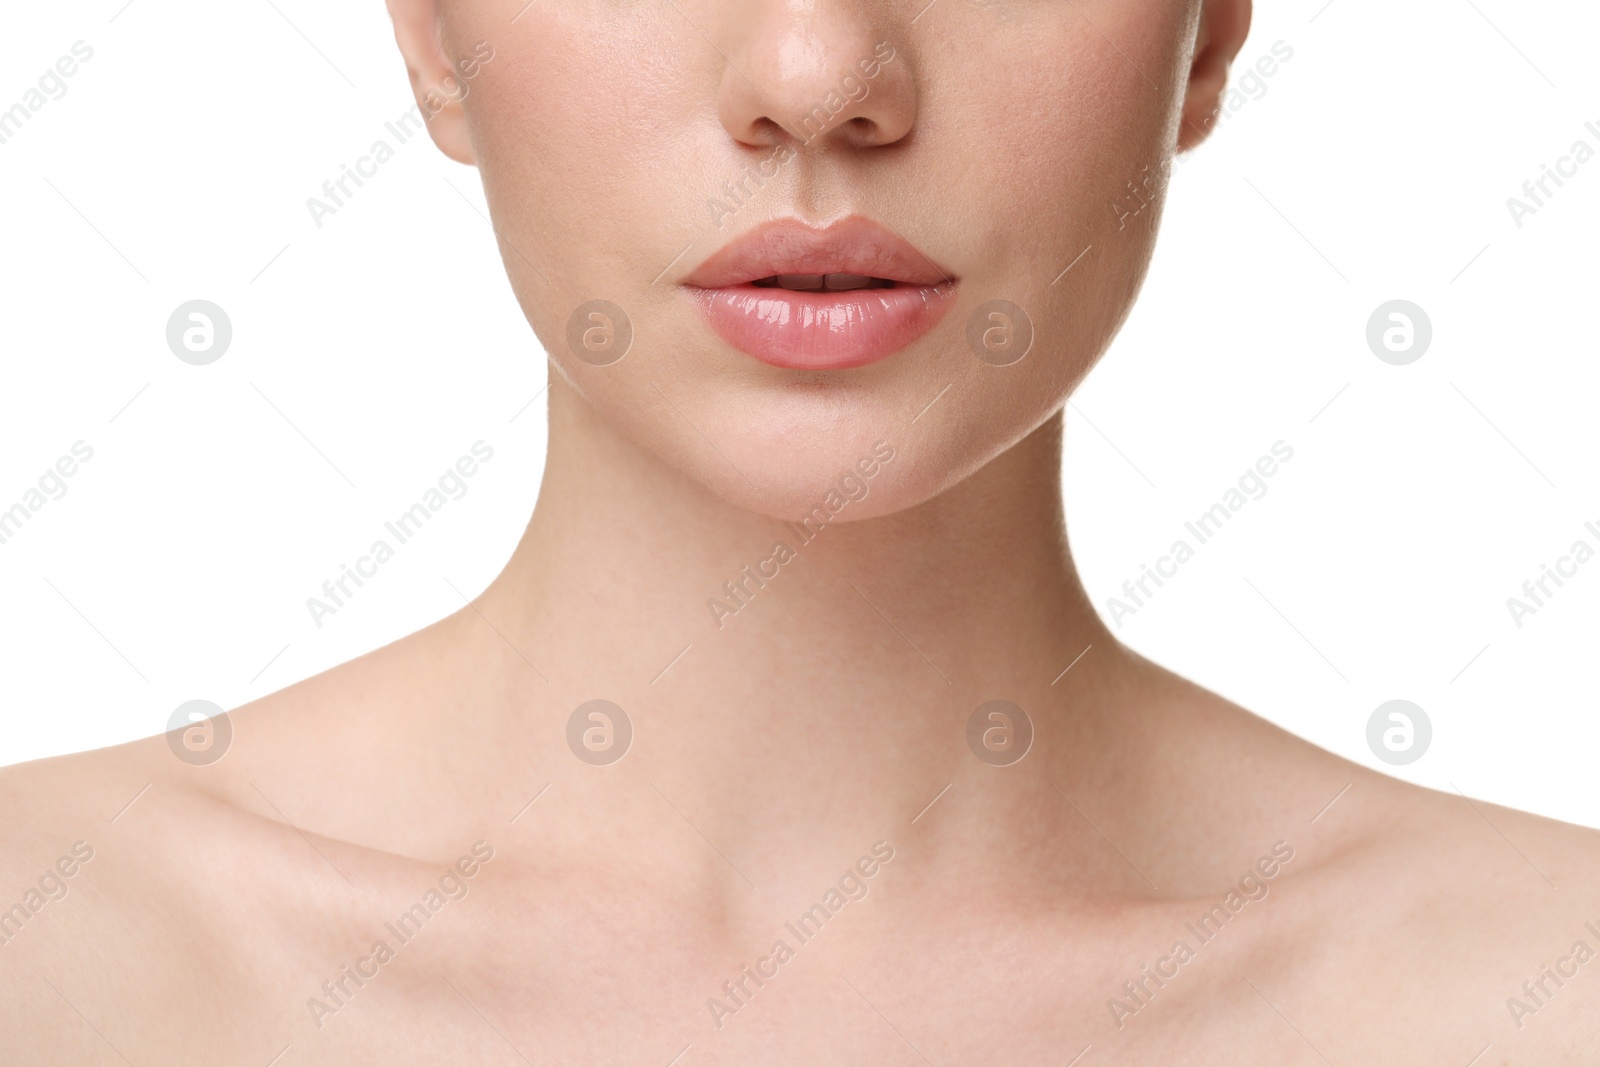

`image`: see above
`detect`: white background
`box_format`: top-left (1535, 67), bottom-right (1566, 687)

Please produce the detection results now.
top-left (1, 1), bottom-right (1596, 826)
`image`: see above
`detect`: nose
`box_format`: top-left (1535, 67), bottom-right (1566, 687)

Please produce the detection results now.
top-left (716, 3), bottom-right (917, 151)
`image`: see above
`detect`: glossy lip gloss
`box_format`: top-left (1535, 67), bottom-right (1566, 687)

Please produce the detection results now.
top-left (681, 216), bottom-right (958, 371)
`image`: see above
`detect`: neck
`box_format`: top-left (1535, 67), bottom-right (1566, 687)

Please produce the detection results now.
top-left (474, 379), bottom-right (1117, 862)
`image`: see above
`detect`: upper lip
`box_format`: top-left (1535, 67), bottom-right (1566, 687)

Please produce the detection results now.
top-left (681, 216), bottom-right (954, 289)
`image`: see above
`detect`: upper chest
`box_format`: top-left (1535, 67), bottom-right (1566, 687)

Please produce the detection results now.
top-left (40, 816), bottom-right (1588, 1066)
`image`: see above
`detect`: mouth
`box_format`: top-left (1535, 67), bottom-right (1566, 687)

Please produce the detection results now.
top-left (749, 274), bottom-right (898, 291)
top-left (681, 216), bottom-right (958, 371)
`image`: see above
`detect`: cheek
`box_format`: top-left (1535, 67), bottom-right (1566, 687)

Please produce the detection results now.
top-left (952, 21), bottom-right (1183, 278)
top-left (463, 9), bottom-right (701, 326)
top-left (915, 24), bottom-right (1183, 450)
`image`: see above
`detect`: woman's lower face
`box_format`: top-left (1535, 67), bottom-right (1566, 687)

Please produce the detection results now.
top-left (423, 0), bottom-right (1196, 519)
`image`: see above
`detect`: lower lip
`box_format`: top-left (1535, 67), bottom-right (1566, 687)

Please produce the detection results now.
top-left (687, 283), bottom-right (957, 371)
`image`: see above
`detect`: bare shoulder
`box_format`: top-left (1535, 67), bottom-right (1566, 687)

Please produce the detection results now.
top-left (1256, 753), bottom-right (1600, 1063)
top-left (1119, 670), bottom-right (1600, 1062)
top-left (0, 735), bottom-right (176, 901)
top-left (0, 641), bottom-right (475, 1063)
top-left (0, 738), bottom-right (212, 1055)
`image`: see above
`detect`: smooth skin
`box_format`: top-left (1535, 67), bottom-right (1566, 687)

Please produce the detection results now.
top-left (4, 1), bottom-right (1599, 1063)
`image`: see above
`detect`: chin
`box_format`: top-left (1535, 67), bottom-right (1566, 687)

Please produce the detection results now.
top-left (638, 380), bottom-right (949, 522)
top-left (652, 378), bottom-right (1046, 525)
top-left (702, 431), bottom-right (946, 525)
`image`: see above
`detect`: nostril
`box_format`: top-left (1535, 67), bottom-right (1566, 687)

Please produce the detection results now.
top-left (718, 32), bottom-right (915, 153)
top-left (844, 116), bottom-right (877, 137)
top-left (748, 117), bottom-right (793, 149)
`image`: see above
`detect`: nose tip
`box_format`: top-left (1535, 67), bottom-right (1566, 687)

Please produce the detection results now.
top-left (718, 15), bottom-right (914, 151)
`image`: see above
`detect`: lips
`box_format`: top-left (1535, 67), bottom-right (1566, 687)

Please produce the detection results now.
top-left (682, 216), bottom-right (957, 371)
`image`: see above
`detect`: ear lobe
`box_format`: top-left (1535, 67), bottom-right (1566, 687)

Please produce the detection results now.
top-left (1177, 0), bottom-right (1252, 153)
top-left (386, 0), bottom-right (477, 165)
